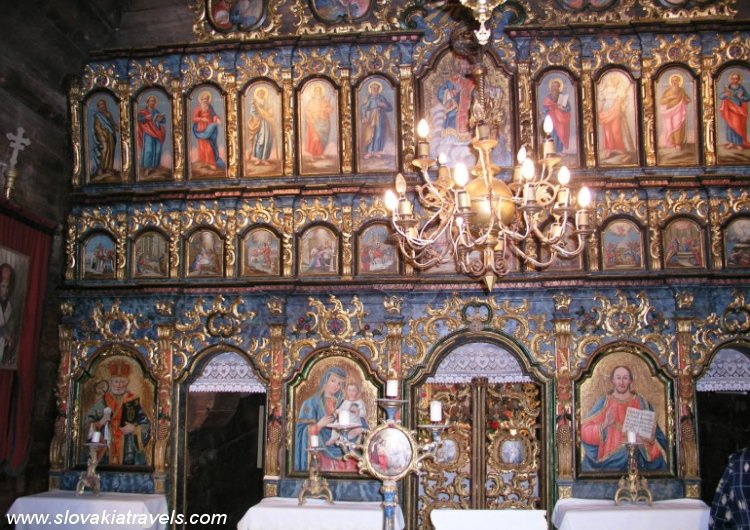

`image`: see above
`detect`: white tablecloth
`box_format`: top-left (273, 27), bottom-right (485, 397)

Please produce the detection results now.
top-left (237, 497), bottom-right (405, 530)
top-left (552, 498), bottom-right (709, 530)
top-left (6, 490), bottom-right (169, 530)
top-left (432, 508), bottom-right (547, 530)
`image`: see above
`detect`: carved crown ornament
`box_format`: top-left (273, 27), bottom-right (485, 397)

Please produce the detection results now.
top-left (173, 296), bottom-right (262, 377)
top-left (67, 300), bottom-right (157, 375)
top-left (572, 291), bottom-right (674, 376)
top-left (403, 293), bottom-right (555, 376)
top-left (285, 295), bottom-right (386, 377)
top-left (692, 289), bottom-right (750, 375)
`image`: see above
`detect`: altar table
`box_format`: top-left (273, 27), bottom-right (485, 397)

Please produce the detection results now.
top-left (6, 490), bottom-right (169, 530)
top-left (237, 496), bottom-right (405, 530)
top-left (552, 497), bottom-right (710, 530)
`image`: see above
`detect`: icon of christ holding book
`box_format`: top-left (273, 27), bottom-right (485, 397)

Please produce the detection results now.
top-left (580, 365), bottom-right (668, 473)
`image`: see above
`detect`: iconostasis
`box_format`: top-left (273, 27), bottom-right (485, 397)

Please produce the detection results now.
top-left (50, 0), bottom-right (750, 527)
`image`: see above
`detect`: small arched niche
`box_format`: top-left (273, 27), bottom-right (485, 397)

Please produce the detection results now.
top-left (414, 340), bottom-right (544, 529)
top-left (696, 347), bottom-right (750, 505)
top-left (184, 351), bottom-right (267, 529)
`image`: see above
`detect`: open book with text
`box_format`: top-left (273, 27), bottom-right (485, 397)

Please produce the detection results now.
top-left (622, 406), bottom-right (657, 441)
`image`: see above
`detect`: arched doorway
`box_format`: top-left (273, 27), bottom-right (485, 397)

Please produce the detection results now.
top-left (181, 351), bottom-right (267, 528)
top-left (410, 340), bottom-right (547, 529)
top-left (696, 347), bottom-right (750, 504)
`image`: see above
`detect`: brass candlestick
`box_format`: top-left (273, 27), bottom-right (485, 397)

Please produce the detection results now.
top-left (76, 442), bottom-right (107, 495)
top-left (298, 447), bottom-right (333, 505)
top-left (614, 442), bottom-right (653, 505)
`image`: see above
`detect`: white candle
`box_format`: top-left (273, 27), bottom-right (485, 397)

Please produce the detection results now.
top-left (310, 434), bottom-right (319, 447)
top-left (430, 400), bottom-right (442, 422)
top-left (91, 431), bottom-right (101, 444)
top-left (386, 379), bottom-right (399, 398)
top-left (627, 430), bottom-right (636, 444)
top-left (339, 410), bottom-right (351, 426)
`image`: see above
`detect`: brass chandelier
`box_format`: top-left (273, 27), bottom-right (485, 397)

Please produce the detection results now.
top-left (384, 2), bottom-right (593, 292)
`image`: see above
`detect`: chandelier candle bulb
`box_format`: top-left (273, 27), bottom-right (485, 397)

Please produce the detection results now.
top-left (627, 431), bottom-right (637, 445)
top-left (90, 431), bottom-right (101, 444)
top-left (386, 379), bottom-right (399, 398)
top-left (576, 209), bottom-right (589, 229)
top-left (311, 434), bottom-right (319, 447)
top-left (430, 400), bottom-right (442, 422)
top-left (542, 116), bottom-right (555, 157)
top-left (513, 146), bottom-right (528, 183)
top-left (523, 183), bottom-right (536, 204)
top-left (477, 122), bottom-right (490, 140)
top-left (437, 157), bottom-right (451, 184)
top-left (543, 137), bottom-right (556, 158)
top-left (417, 119), bottom-right (431, 158)
top-left (398, 198), bottom-right (412, 216)
top-left (339, 410), bottom-right (351, 426)
top-left (521, 158), bottom-right (535, 180)
top-left (384, 190), bottom-right (398, 212)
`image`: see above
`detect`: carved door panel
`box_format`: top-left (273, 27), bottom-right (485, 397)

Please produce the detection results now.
top-left (416, 379), bottom-right (543, 529)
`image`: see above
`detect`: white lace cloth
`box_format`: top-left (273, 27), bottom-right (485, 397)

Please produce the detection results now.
top-left (427, 342), bottom-right (532, 384)
top-left (696, 348), bottom-right (750, 392)
top-left (189, 351), bottom-right (266, 393)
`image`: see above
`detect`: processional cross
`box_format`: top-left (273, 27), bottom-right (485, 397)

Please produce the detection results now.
top-left (4, 127), bottom-right (31, 200)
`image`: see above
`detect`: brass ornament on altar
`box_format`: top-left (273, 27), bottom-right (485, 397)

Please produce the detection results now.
top-left (76, 442), bottom-right (107, 495)
top-left (614, 442), bottom-right (653, 506)
top-left (298, 447), bottom-right (334, 505)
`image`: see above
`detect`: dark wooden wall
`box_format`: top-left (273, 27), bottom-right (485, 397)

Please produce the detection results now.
top-left (0, 1), bottom-right (192, 523)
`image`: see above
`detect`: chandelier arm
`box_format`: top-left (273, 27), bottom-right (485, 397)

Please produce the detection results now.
top-left (415, 212), bottom-right (453, 245)
top-left (396, 236), bottom-right (445, 270)
top-left (502, 214), bottom-right (533, 241)
top-left (418, 167), bottom-right (444, 202)
top-left (508, 244), bottom-right (557, 269)
top-left (549, 234), bottom-right (588, 259)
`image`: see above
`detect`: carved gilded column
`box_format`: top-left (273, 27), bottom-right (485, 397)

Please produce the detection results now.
top-left (647, 198), bottom-right (663, 270)
top-left (168, 210), bottom-right (182, 278)
top-left (339, 69), bottom-right (353, 174)
top-left (581, 59), bottom-right (597, 168)
top-left (701, 57), bottom-right (716, 166)
top-left (552, 295), bottom-right (574, 485)
top-left (399, 64), bottom-right (415, 172)
top-left (471, 377), bottom-right (488, 509)
top-left (708, 196), bottom-right (725, 270)
top-left (154, 323), bottom-right (174, 493)
top-left (342, 205), bottom-right (353, 277)
top-left (225, 213), bottom-right (237, 278)
top-left (282, 207), bottom-right (294, 277)
top-left (69, 83), bottom-right (82, 187)
top-left (674, 292), bottom-right (699, 488)
top-left (383, 296), bottom-right (404, 379)
top-left (264, 297), bottom-right (286, 496)
top-left (116, 81), bottom-right (132, 180)
top-left (282, 68), bottom-right (294, 176)
top-left (65, 214), bottom-right (77, 281)
top-left (642, 58), bottom-right (657, 167)
top-left (225, 73), bottom-right (239, 178)
top-left (517, 61), bottom-right (534, 153)
top-left (170, 78), bottom-right (185, 181)
top-left (115, 212), bottom-right (127, 281)
top-left (50, 324), bottom-right (73, 479)
top-left (587, 224), bottom-right (600, 273)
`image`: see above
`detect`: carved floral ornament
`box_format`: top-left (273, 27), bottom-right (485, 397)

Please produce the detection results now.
top-left (572, 290), bottom-right (674, 376)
